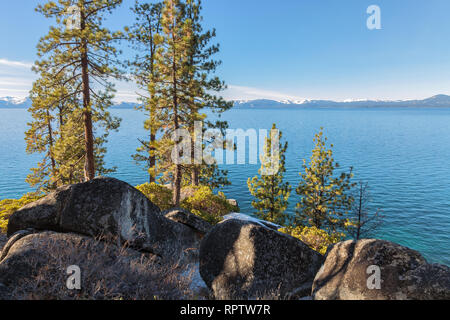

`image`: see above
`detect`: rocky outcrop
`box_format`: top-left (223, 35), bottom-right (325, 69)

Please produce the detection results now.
top-left (199, 219), bottom-right (324, 299)
top-left (0, 233), bottom-right (8, 257)
top-left (312, 239), bottom-right (450, 300)
top-left (7, 177), bottom-right (199, 261)
top-left (4, 177), bottom-right (449, 301)
top-left (0, 232), bottom-right (113, 287)
top-left (0, 229), bottom-right (37, 262)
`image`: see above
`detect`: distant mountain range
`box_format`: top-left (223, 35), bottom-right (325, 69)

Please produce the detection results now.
top-left (0, 97), bottom-right (31, 109)
top-left (2, 94), bottom-right (450, 109)
top-left (0, 97), bottom-right (139, 110)
top-left (233, 94), bottom-right (450, 109)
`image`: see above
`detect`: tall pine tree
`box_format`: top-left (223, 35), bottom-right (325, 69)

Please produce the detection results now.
top-left (34, 0), bottom-right (122, 182)
top-left (151, 0), bottom-right (190, 205)
top-left (247, 124), bottom-right (291, 225)
top-left (183, 0), bottom-right (233, 188)
top-left (128, 1), bottom-right (163, 183)
top-left (27, 58), bottom-right (119, 191)
top-left (295, 128), bottom-right (355, 234)
top-left (149, 0), bottom-right (232, 205)
top-left (26, 76), bottom-right (60, 191)
top-left (26, 60), bottom-right (85, 191)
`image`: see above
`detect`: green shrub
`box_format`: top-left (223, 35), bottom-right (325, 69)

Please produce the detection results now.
top-left (181, 186), bottom-right (239, 225)
top-left (135, 183), bottom-right (173, 211)
top-left (135, 184), bottom-right (238, 225)
top-left (0, 193), bottom-right (43, 234)
top-left (278, 225), bottom-right (344, 255)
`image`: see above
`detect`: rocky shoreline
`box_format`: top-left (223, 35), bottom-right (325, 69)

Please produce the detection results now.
top-left (0, 177), bottom-right (449, 300)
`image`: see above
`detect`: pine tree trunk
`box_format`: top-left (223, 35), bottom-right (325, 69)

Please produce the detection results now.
top-left (191, 141), bottom-right (199, 186)
top-left (149, 104), bottom-right (156, 184)
top-left (191, 168), bottom-right (199, 186)
top-left (82, 108), bottom-right (95, 181)
top-left (46, 110), bottom-right (57, 188)
top-left (149, 130), bottom-right (156, 184)
top-left (80, 11), bottom-right (95, 181)
top-left (58, 106), bottom-right (64, 140)
top-left (173, 164), bottom-right (182, 206)
top-left (149, 37), bottom-right (157, 184)
top-left (172, 58), bottom-right (181, 206)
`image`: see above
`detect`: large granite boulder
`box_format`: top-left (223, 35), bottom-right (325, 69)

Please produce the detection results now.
top-left (7, 177), bottom-right (198, 261)
top-left (312, 239), bottom-right (450, 300)
top-left (199, 219), bottom-right (324, 299)
top-left (0, 231), bottom-right (192, 300)
top-left (0, 233), bottom-right (8, 259)
top-left (0, 229), bottom-right (36, 262)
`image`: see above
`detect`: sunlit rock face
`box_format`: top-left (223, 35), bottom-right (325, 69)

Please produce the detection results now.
top-left (199, 219), bottom-right (324, 300)
top-left (312, 239), bottom-right (450, 300)
top-left (7, 177), bottom-right (198, 261)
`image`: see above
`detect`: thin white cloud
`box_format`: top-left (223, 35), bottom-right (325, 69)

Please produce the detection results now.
top-left (114, 91), bottom-right (140, 103)
top-left (0, 58), bottom-right (35, 98)
top-left (113, 84), bottom-right (308, 103)
top-left (223, 85), bottom-right (306, 101)
top-left (0, 88), bottom-right (30, 100)
top-left (0, 78), bottom-right (33, 87)
top-left (0, 58), bottom-right (33, 69)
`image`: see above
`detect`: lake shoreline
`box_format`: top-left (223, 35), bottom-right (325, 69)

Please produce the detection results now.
top-left (1, 107), bottom-right (450, 266)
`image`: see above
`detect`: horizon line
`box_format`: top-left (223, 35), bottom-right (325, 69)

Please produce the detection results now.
top-left (1, 93), bottom-right (449, 105)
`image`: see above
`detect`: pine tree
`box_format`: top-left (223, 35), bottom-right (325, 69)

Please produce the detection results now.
top-left (149, 0), bottom-right (232, 205)
top-left (198, 162), bottom-right (231, 190)
top-left (295, 128), bottom-right (355, 234)
top-left (181, 0), bottom-right (233, 188)
top-left (182, 118), bottom-right (232, 190)
top-left (52, 108), bottom-right (86, 185)
top-left (26, 63), bottom-right (119, 191)
top-left (247, 124), bottom-right (291, 225)
top-left (152, 0), bottom-right (190, 206)
top-left (53, 106), bottom-right (119, 185)
top-left (34, 0), bottom-right (122, 182)
top-left (25, 77), bottom-right (60, 192)
top-left (26, 61), bottom-right (83, 191)
top-left (128, 1), bottom-right (164, 183)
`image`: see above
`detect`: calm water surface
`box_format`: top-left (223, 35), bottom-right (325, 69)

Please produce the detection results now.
top-left (1, 107), bottom-right (449, 265)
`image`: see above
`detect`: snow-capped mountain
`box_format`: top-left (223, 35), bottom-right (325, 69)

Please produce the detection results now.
top-left (233, 95), bottom-right (450, 109)
top-left (1, 95), bottom-right (450, 109)
top-left (110, 101), bottom-right (139, 109)
top-left (0, 97), bottom-right (136, 109)
top-left (0, 96), bottom-right (31, 108)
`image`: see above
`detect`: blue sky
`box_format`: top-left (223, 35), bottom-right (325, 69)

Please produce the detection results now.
top-left (0, 0), bottom-right (449, 101)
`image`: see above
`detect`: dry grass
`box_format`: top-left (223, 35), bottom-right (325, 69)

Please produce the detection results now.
top-left (2, 232), bottom-right (195, 300)
top-left (0, 230), bottom-right (313, 301)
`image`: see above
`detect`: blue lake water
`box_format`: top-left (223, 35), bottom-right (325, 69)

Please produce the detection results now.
top-left (1, 107), bottom-right (449, 265)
